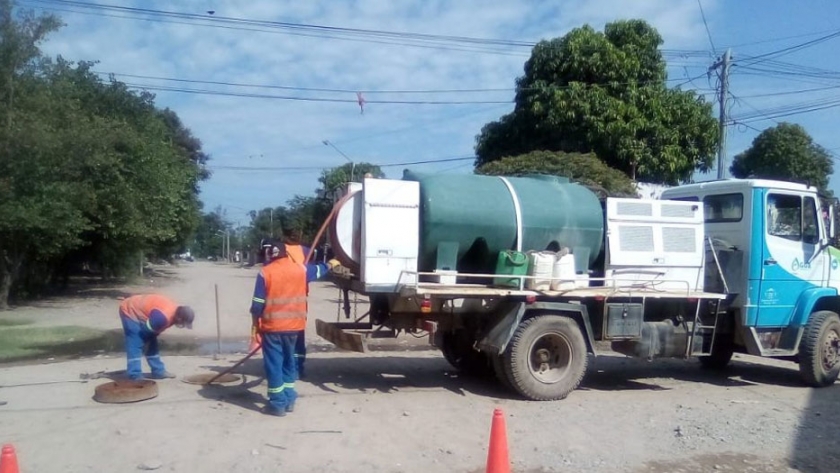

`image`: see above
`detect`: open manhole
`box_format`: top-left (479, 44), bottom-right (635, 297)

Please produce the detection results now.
top-left (181, 373), bottom-right (242, 385)
top-left (93, 380), bottom-right (158, 404)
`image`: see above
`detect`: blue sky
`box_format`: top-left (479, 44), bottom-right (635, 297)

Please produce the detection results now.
top-left (27, 0), bottom-right (840, 224)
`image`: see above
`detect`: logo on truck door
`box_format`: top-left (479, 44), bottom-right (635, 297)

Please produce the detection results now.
top-left (761, 288), bottom-right (779, 305)
top-left (792, 258), bottom-right (811, 272)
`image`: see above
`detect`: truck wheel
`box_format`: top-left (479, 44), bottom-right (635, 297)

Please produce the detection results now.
top-left (503, 315), bottom-right (587, 401)
top-left (698, 333), bottom-right (735, 370)
top-left (799, 310), bottom-right (840, 387)
top-left (440, 331), bottom-right (493, 377)
top-left (491, 353), bottom-right (514, 391)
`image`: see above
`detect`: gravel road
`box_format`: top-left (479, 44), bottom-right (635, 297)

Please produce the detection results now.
top-left (0, 262), bottom-right (837, 472)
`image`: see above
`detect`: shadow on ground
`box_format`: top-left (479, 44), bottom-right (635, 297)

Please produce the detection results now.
top-left (191, 351), bottom-right (814, 413)
top-left (790, 384), bottom-right (840, 473)
top-left (8, 266), bottom-right (180, 310)
top-left (194, 354), bottom-right (516, 410)
top-left (582, 355), bottom-right (805, 391)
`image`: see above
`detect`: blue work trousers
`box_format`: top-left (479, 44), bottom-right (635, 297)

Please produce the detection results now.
top-left (294, 329), bottom-right (306, 377)
top-left (262, 332), bottom-right (299, 410)
top-left (120, 315), bottom-right (166, 379)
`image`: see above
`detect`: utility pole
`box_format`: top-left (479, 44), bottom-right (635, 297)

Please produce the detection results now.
top-left (710, 48), bottom-right (732, 180)
top-left (269, 208), bottom-right (273, 238)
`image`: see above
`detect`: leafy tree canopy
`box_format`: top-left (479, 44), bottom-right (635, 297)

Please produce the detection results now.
top-left (0, 1), bottom-right (207, 307)
top-left (318, 162), bottom-right (385, 196)
top-left (476, 150), bottom-right (639, 197)
top-left (730, 122), bottom-right (834, 194)
top-left (474, 19), bottom-right (719, 185)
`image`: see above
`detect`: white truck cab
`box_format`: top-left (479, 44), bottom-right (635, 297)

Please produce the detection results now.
top-left (661, 179), bottom-right (840, 385)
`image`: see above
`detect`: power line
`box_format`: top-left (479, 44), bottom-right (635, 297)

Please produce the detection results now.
top-left (33, 0), bottom-right (534, 46)
top-left (121, 82), bottom-right (512, 105)
top-left (97, 71), bottom-right (514, 95)
top-left (738, 29), bottom-right (840, 68)
top-left (17, 0), bottom-right (532, 56)
top-left (729, 95), bottom-right (840, 123)
top-left (729, 94), bottom-right (840, 163)
top-left (18, 0), bottom-right (713, 59)
top-left (737, 84), bottom-right (840, 99)
top-left (103, 70), bottom-right (715, 103)
top-left (721, 28), bottom-right (840, 50)
top-left (696, 0), bottom-right (716, 54)
top-left (208, 156), bottom-right (476, 172)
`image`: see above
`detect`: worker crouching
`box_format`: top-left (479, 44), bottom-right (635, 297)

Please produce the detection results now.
top-left (118, 294), bottom-right (195, 380)
top-left (250, 239), bottom-right (337, 417)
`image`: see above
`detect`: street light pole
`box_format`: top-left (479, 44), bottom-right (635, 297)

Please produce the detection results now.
top-left (322, 139), bottom-right (355, 183)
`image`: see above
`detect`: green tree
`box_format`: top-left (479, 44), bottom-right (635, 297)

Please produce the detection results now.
top-left (245, 206), bottom-right (288, 248)
top-left (0, 2), bottom-right (68, 307)
top-left (317, 162), bottom-right (385, 197)
top-left (192, 209), bottom-right (229, 259)
top-left (476, 150), bottom-right (639, 197)
top-left (730, 123), bottom-right (834, 193)
top-left (0, 3), bottom-right (207, 307)
top-left (474, 20), bottom-right (718, 185)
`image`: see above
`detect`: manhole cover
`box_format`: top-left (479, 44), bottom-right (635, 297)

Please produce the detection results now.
top-left (93, 380), bottom-right (158, 404)
top-left (181, 373), bottom-right (242, 385)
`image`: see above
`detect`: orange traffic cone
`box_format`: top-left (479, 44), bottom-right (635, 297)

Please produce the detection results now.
top-left (485, 408), bottom-right (510, 473)
top-left (0, 444), bottom-right (19, 473)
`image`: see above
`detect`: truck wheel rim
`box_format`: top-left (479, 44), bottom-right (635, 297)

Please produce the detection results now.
top-left (527, 331), bottom-right (572, 384)
top-left (823, 328), bottom-right (840, 371)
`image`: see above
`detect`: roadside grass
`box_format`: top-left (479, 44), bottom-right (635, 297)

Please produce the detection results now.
top-left (0, 325), bottom-right (119, 362)
top-left (0, 318), bottom-right (33, 327)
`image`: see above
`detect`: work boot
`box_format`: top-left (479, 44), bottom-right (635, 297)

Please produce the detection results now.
top-left (150, 371), bottom-right (176, 380)
top-left (262, 405), bottom-right (287, 417)
top-left (285, 402), bottom-right (295, 413)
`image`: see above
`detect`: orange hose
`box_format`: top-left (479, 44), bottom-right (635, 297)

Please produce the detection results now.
top-left (305, 191), bottom-right (356, 265)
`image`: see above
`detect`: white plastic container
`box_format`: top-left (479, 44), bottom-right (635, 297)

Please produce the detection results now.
top-left (551, 254), bottom-right (577, 290)
top-left (526, 252), bottom-right (556, 290)
top-left (434, 269), bottom-right (457, 285)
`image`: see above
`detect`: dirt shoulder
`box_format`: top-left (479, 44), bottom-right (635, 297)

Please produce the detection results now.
top-left (0, 261), bottom-right (424, 363)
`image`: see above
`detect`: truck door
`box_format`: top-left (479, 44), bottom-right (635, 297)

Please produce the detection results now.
top-left (757, 193), bottom-right (826, 327)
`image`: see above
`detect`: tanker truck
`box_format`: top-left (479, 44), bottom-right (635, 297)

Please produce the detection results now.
top-left (316, 171), bottom-right (840, 401)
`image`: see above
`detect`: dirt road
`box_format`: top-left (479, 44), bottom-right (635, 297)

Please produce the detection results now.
top-left (1, 262), bottom-right (838, 472)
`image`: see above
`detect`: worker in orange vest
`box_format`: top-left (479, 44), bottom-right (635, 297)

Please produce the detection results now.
top-left (248, 233), bottom-right (315, 379)
top-left (119, 294), bottom-right (195, 380)
top-left (283, 232), bottom-right (312, 379)
top-left (250, 239), bottom-right (338, 416)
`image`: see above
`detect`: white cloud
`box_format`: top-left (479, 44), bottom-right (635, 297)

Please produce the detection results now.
top-left (33, 0), bottom-right (721, 213)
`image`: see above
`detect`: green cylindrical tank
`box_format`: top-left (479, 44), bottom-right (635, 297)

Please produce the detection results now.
top-left (402, 171), bottom-right (604, 275)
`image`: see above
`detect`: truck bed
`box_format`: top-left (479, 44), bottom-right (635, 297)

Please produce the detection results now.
top-left (397, 282), bottom-right (726, 300)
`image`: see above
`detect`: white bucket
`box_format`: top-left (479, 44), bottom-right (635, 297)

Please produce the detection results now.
top-left (551, 254), bottom-right (577, 290)
top-left (527, 252), bottom-right (556, 290)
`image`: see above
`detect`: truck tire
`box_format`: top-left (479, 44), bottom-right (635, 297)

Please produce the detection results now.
top-left (799, 310), bottom-right (840, 387)
top-left (502, 314), bottom-right (587, 401)
top-left (491, 353), bottom-right (514, 391)
top-left (698, 333), bottom-right (735, 370)
top-left (440, 331), bottom-right (493, 377)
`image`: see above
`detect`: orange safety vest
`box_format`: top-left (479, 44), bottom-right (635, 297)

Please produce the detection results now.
top-left (119, 294), bottom-right (178, 327)
top-left (285, 244), bottom-right (310, 311)
top-left (258, 257), bottom-right (308, 333)
top-left (285, 244), bottom-right (305, 264)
